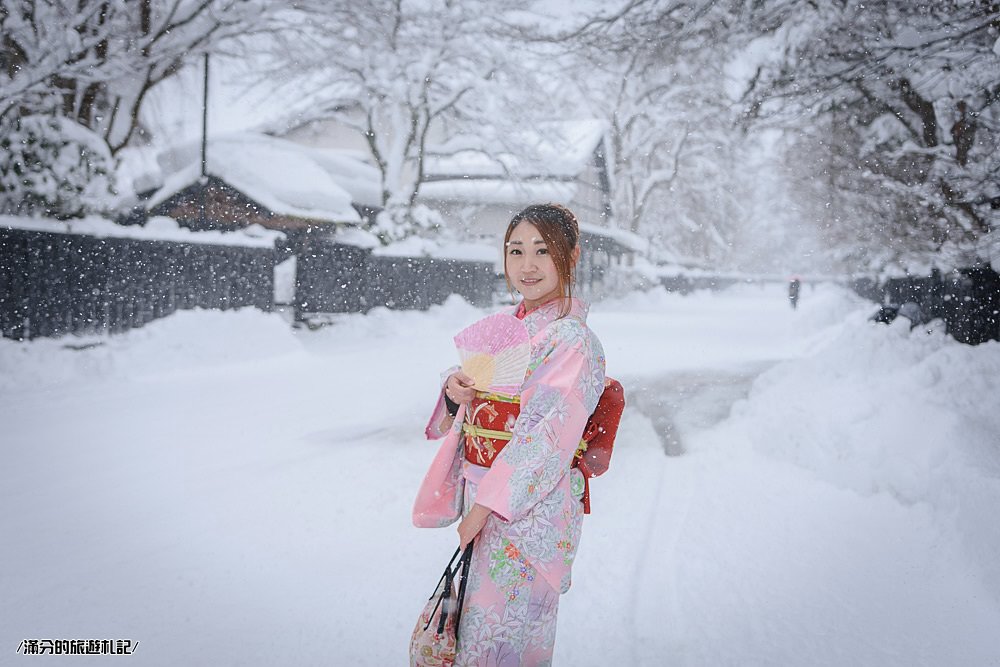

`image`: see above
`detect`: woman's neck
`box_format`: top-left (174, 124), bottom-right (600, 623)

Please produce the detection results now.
top-left (520, 294), bottom-right (565, 315)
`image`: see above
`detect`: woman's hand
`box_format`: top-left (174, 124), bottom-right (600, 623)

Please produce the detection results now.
top-left (457, 503), bottom-right (491, 550)
top-left (445, 370), bottom-right (477, 405)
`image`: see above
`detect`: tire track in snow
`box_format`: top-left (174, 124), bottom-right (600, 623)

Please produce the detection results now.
top-left (623, 366), bottom-right (768, 663)
top-left (626, 457), bottom-right (697, 666)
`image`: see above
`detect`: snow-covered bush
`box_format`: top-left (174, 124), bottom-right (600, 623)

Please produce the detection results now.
top-left (0, 115), bottom-right (116, 219)
top-left (372, 203), bottom-right (446, 244)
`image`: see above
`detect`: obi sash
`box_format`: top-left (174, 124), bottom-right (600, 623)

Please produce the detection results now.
top-left (461, 391), bottom-right (594, 512)
top-left (461, 392), bottom-right (589, 466)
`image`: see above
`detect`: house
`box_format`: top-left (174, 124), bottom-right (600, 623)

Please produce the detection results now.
top-left (146, 132), bottom-right (381, 234)
top-left (419, 120), bottom-right (612, 234)
top-left (417, 120), bottom-right (644, 297)
top-left (144, 132), bottom-right (384, 310)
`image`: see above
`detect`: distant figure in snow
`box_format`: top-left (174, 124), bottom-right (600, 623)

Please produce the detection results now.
top-left (413, 204), bottom-right (608, 665)
top-left (788, 277), bottom-right (802, 310)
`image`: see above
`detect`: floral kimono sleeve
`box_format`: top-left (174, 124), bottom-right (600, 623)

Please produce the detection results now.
top-left (413, 365), bottom-right (466, 528)
top-left (474, 320), bottom-right (604, 522)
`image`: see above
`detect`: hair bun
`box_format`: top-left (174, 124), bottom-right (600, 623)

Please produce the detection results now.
top-left (509, 203), bottom-right (579, 247)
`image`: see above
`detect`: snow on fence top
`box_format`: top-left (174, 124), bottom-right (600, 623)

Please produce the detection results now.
top-left (330, 226), bottom-right (381, 250)
top-left (1, 215), bottom-right (283, 248)
top-left (148, 133), bottom-right (369, 224)
top-left (373, 235), bottom-right (499, 264)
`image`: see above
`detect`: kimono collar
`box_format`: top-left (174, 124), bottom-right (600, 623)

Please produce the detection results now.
top-left (508, 297), bottom-right (590, 337)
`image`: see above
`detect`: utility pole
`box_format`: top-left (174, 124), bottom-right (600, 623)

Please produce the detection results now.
top-left (200, 52), bottom-right (210, 227)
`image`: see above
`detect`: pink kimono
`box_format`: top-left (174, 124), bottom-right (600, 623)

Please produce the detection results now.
top-left (414, 298), bottom-right (605, 665)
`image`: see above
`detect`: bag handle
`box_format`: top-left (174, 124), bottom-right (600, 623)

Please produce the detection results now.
top-left (423, 541), bottom-right (475, 638)
top-left (423, 546), bottom-right (460, 633)
top-left (427, 546), bottom-right (463, 601)
top-left (453, 542), bottom-right (474, 642)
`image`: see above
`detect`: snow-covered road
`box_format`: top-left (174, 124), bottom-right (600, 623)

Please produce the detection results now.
top-left (3, 284), bottom-right (999, 666)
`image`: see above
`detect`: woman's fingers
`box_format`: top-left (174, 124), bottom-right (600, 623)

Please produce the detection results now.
top-left (447, 372), bottom-right (477, 403)
top-left (457, 504), bottom-right (490, 548)
top-left (457, 518), bottom-right (480, 550)
top-left (457, 520), bottom-right (469, 549)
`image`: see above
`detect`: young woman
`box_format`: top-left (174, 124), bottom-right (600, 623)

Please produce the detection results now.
top-left (413, 203), bottom-right (606, 665)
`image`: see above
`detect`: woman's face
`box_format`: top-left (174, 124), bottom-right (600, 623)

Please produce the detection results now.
top-left (505, 221), bottom-right (561, 309)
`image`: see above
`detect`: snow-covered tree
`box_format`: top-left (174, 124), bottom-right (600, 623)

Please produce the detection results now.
top-left (1, 0), bottom-right (265, 216)
top-left (0, 114), bottom-right (115, 218)
top-left (258, 0), bottom-right (534, 243)
top-left (740, 0), bottom-right (1000, 271)
top-left (2, 0), bottom-right (265, 153)
top-left (546, 0), bottom-right (762, 267)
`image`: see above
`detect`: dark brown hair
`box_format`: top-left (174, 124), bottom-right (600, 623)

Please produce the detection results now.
top-left (503, 203), bottom-right (581, 317)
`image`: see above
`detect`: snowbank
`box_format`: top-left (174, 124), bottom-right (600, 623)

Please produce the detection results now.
top-left (2, 284), bottom-right (998, 665)
top-left (0, 309), bottom-right (302, 393)
top-left (705, 309), bottom-right (1000, 601)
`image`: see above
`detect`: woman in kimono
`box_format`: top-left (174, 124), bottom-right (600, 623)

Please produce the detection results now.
top-left (413, 203), bottom-right (606, 666)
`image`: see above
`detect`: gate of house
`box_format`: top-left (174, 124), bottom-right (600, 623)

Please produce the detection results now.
top-left (0, 221), bottom-right (278, 340)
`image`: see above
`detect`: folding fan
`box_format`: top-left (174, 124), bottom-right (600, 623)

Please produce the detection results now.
top-left (453, 312), bottom-right (530, 396)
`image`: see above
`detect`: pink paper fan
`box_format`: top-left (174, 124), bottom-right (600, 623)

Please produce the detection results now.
top-left (453, 313), bottom-right (530, 396)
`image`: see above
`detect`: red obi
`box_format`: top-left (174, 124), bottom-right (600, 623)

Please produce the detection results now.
top-left (462, 392), bottom-right (520, 467)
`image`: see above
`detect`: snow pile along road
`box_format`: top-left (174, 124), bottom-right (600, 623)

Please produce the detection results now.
top-left (1, 284), bottom-right (998, 666)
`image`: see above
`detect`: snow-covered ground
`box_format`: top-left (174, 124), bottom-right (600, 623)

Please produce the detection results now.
top-left (2, 284), bottom-right (999, 666)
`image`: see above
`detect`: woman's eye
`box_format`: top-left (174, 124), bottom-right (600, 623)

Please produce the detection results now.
top-left (537, 248), bottom-right (548, 255)
top-left (509, 248), bottom-right (522, 255)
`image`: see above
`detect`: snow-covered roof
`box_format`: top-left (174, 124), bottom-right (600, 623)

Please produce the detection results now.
top-left (424, 119), bottom-right (608, 180)
top-left (0, 215), bottom-right (283, 248)
top-left (416, 120), bottom-right (612, 222)
top-left (148, 133), bottom-right (375, 223)
top-left (579, 222), bottom-right (648, 254)
top-left (300, 147), bottom-right (381, 209)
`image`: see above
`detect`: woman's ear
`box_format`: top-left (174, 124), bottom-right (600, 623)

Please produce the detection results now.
top-left (571, 245), bottom-right (581, 266)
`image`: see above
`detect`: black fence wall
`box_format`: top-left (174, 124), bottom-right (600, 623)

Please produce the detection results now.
top-left (294, 240), bottom-right (371, 314)
top-left (860, 266), bottom-right (1000, 345)
top-left (1, 227), bottom-right (276, 340)
top-left (368, 255), bottom-right (498, 310)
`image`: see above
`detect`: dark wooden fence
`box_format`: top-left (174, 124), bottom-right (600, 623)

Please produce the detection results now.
top-left (367, 254), bottom-right (498, 310)
top-left (860, 266), bottom-right (1000, 345)
top-left (1, 227), bottom-right (276, 340)
top-left (660, 274), bottom-right (743, 293)
top-left (3, 224), bottom-right (499, 341)
top-left (294, 241), bottom-right (498, 315)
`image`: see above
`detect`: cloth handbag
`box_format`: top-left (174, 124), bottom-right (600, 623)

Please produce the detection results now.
top-left (409, 542), bottom-right (474, 667)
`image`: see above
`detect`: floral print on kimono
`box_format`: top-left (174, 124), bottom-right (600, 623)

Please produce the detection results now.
top-left (414, 298), bottom-right (605, 595)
